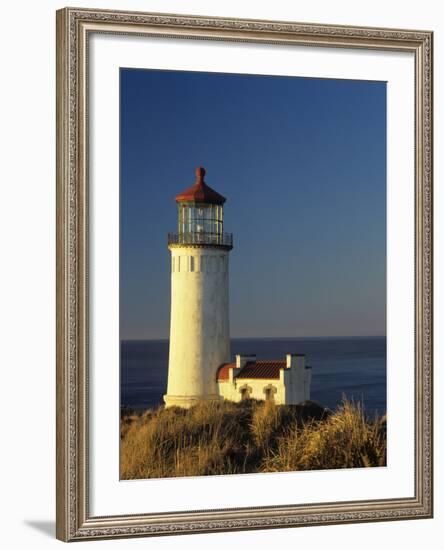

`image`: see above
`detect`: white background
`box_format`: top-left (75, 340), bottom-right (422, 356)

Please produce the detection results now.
top-left (0, 0), bottom-right (442, 548)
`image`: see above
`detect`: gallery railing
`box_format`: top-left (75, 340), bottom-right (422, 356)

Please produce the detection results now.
top-left (168, 232), bottom-right (233, 247)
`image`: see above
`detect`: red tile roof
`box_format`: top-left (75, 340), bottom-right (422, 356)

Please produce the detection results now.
top-left (237, 360), bottom-right (285, 379)
top-left (175, 167), bottom-right (226, 205)
top-left (216, 363), bottom-right (235, 381)
top-left (217, 360), bottom-right (287, 381)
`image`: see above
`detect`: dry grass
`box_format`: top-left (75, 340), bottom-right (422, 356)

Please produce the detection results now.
top-left (262, 400), bottom-right (386, 472)
top-left (120, 399), bottom-right (386, 480)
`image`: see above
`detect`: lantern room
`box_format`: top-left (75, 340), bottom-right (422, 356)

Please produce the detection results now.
top-left (169, 167), bottom-right (233, 248)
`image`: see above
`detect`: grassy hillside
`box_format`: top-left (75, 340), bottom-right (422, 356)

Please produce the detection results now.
top-left (120, 399), bottom-right (386, 480)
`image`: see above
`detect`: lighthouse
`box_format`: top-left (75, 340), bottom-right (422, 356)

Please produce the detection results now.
top-left (164, 167), bottom-right (233, 408)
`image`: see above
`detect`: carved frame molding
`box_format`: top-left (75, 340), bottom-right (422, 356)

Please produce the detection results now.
top-left (56, 7), bottom-right (433, 541)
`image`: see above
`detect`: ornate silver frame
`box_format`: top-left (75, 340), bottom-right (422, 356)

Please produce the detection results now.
top-left (56, 7), bottom-right (433, 542)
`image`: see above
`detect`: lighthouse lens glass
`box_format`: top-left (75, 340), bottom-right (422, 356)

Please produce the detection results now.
top-left (178, 203), bottom-right (223, 244)
top-left (178, 203), bottom-right (224, 242)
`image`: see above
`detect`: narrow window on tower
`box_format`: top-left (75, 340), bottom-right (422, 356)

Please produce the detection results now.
top-left (210, 256), bottom-right (216, 273)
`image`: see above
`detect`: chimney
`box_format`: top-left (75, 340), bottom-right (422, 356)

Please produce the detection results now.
top-left (286, 353), bottom-right (306, 370)
top-left (236, 354), bottom-right (256, 369)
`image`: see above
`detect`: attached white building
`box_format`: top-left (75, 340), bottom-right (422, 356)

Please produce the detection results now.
top-left (217, 353), bottom-right (312, 405)
top-left (164, 167), bottom-right (312, 408)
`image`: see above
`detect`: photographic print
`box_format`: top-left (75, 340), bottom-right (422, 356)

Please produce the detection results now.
top-left (56, 8), bottom-right (433, 540)
top-left (119, 68), bottom-right (387, 480)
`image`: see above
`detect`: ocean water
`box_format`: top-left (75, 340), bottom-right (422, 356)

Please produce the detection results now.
top-left (120, 337), bottom-right (386, 417)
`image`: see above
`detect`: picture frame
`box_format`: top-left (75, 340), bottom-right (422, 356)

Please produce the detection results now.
top-left (56, 6), bottom-right (433, 542)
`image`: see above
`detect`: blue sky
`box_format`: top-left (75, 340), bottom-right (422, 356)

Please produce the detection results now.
top-left (120, 68), bottom-right (386, 339)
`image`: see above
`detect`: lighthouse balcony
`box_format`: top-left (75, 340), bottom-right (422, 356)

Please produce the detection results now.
top-left (168, 231), bottom-right (233, 249)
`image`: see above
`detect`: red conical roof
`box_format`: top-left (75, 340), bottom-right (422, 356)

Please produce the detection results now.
top-left (175, 167), bottom-right (226, 205)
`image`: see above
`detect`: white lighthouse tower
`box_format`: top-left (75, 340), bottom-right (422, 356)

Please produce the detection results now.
top-left (164, 167), bottom-right (233, 408)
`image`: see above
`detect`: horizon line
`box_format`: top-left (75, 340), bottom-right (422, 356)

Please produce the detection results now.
top-left (121, 334), bottom-right (387, 342)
